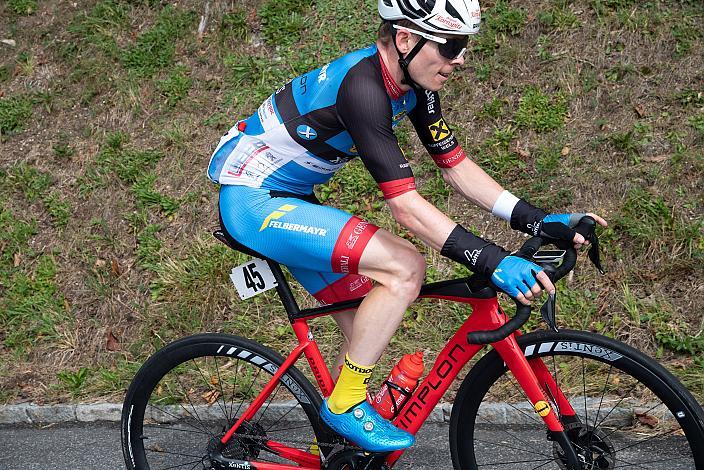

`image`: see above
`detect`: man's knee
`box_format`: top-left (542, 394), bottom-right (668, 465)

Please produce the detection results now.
top-left (386, 246), bottom-right (425, 300)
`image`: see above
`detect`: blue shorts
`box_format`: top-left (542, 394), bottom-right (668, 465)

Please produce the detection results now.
top-left (219, 185), bottom-right (377, 304)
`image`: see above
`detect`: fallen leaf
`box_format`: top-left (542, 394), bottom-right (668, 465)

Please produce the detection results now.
top-left (643, 155), bottom-right (668, 163)
top-left (636, 412), bottom-right (658, 428)
top-left (94, 259), bottom-right (106, 268)
top-left (13, 252), bottom-right (21, 267)
top-left (106, 330), bottom-right (120, 351)
top-left (201, 389), bottom-right (221, 405)
top-left (634, 104), bottom-right (646, 118)
top-left (561, 146), bottom-right (571, 156)
top-left (111, 258), bottom-right (121, 276)
top-left (1, 39), bottom-right (16, 47)
top-left (210, 375), bottom-right (219, 386)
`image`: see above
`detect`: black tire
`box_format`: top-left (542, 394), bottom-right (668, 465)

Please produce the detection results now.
top-left (449, 329), bottom-right (704, 469)
top-left (121, 333), bottom-right (330, 470)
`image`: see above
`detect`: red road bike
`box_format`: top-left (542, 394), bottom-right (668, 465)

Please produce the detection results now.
top-left (121, 218), bottom-right (704, 469)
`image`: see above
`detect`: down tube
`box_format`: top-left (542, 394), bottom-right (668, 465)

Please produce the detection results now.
top-left (385, 299), bottom-right (504, 465)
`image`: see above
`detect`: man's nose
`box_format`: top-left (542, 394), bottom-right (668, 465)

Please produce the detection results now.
top-left (451, 52), bottom-right (466, 66)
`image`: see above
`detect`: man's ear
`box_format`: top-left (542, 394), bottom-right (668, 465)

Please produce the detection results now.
top-left (394, 29), bottom-right (414, 55)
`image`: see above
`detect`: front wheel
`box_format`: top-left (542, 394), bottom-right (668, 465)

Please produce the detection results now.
top-left (449, 329), bottom-right (704, 469)
top-left (121, 333), bottom-right (328, 470)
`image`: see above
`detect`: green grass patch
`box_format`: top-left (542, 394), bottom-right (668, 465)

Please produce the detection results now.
top-left (121, 5), bottom-right (196, 77)
top-left (688, 112), bottom-right (704, 139)
top-left (671, 19), bottom-right (701, 58)
top-left (96, 132), bottom-right (163, 184)
top-left (0, 95), bottom-right (33, 138)
top-left (477, 97), bottom-right (506, 120)
top-left (156, 66), bottom-right (192, 107)
top-left (259, 0), bottom-right (310, 47)
top-left (537, 3), bottom-right (580, 31)
top-left (132, 174), bottom-right (180, 215)
top-left (484, 0), bottom-right (527, 36)
top-left (136, 224), bottom-right (163, 270)
top-left (223, 53), bottom-right (292, 110)
top-left (472, 125), bottom-right (525, 178)
top-left (515, 88), bottom-right (568, 133)
top-left (57, 368), bottom-right (90, 397)
top-left (7, 0), bottom-right (36, 15)
top-left (43, 191), bottom-right (72, 228)
top-left (220, 9), bottom-right (248, 41)
top-left (68, 0), bottom-right (129, 58)
top-left (1, 251), bottom-right (71, 354)
top-left (617, 187), bottom-right (702, 258)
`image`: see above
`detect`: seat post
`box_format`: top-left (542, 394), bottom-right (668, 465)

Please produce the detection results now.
top-left (266, 260), bottom-right (302, 319)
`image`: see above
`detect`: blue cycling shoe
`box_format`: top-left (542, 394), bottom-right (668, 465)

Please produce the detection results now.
top-left (320, 399), bottom-right (415, 452)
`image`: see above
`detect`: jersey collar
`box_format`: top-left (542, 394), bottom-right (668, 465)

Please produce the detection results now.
top-left (378, 53), bottom-right (406, 101)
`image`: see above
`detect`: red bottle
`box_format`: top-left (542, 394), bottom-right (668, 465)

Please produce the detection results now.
top-left (372, 351), bottom-right (425, 419)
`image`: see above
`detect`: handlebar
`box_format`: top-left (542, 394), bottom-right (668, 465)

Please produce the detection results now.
top-left (466, 216), bottom-right (600, 345)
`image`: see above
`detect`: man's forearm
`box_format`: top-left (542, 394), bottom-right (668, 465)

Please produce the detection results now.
top-left (440, 158), bottom-right (504, 212)
top-left (385, 191), bottom-right (457, 252)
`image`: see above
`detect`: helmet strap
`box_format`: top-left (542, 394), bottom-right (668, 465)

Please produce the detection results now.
top-left (391, 25), bottom-right (427, 90)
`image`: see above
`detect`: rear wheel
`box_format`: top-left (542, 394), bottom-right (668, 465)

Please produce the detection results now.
top-left (121, 333), bottom-right (329, 469)
top-left (449, 330), bottom-right (704, 469)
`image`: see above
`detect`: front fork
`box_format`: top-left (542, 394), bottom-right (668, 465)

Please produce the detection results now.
top-left (493, 333), bottom-right (583, 470)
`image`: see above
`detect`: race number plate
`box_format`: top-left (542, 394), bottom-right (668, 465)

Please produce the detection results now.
top-left (230, 258), bottom-right (278, 300)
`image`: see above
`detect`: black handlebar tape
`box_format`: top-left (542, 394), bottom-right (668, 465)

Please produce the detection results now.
top-left (467, 303), bottom-right (531, 344)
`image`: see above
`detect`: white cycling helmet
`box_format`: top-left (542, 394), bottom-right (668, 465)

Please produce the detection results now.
top-left (379, 0), bottom-right (481, 36)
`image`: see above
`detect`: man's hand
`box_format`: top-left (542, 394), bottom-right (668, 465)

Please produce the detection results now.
top-left (540, 212), bottom-right (608, 249)
top-left (491, 256), bottom-right (555, 306)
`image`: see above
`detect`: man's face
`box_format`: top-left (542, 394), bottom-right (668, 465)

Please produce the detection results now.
top-left (405, 34), bottom-right (466, 91)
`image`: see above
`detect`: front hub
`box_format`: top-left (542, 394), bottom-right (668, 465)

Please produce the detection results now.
top-left (554, 422), bottom-right (615, 470)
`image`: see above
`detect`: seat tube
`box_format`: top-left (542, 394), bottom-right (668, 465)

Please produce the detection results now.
top-left (492, 335), bottom-right (564, 432)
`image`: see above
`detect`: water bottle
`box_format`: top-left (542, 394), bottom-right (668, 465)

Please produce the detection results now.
top-left (372, 351), bottom-right (424, 419)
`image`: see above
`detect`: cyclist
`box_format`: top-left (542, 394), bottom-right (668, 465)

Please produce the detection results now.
top-left (208, 0), bottom-right (607, 453)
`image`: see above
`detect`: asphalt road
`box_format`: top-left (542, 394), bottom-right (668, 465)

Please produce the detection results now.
top-left (0, 421), bottom-right (693, 469)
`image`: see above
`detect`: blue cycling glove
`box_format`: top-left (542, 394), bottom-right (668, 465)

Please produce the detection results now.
top-left (510, 199), bottom-right (585, 241)
top-left (491, 255), bottom-right (543, 298)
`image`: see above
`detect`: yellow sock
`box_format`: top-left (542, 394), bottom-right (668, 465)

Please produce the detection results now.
top-left (327, 354), bottom-right (375, 414)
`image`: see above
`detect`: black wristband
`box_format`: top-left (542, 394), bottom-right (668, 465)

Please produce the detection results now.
top-left (510, 199), bottom-right (548, 236)
top-left (440, 225), bottom-right (509, 277)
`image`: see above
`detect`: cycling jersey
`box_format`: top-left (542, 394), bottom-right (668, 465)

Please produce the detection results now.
top-left (208, 44), bottom-right (467, 200)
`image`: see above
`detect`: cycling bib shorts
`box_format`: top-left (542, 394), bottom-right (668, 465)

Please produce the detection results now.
top-left (219, 185), bottom-right (377, 304)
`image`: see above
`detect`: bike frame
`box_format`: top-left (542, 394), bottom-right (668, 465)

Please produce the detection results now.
top-left (220, 261), bottom-right (578, 469)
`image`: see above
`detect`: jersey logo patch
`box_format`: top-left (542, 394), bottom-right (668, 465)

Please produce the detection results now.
top-left (429, 118), bottom-right (451, 142)
top-left (259, 204), bottom-right (297, 232)
top-left (297, 125), bottom-right (318, 140)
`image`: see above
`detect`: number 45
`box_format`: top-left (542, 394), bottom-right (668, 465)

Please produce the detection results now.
top-left (243, 263), bottom-right (265, 291)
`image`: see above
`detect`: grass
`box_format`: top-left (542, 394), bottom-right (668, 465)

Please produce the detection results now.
top-left (0, 95), bottom-right (33, 138)
top-left (514, 88), bottom-right (568, 133)
top-left (0, 0), bottom-right (703, 403)
top-left (156, 66), bottom-right (192, 108)
top-left (7, 0), bottom-right (36, 15)
top-left (121, 6), bottom-right (196, 77)
top-left (96, 132), bottom-right (163, 184)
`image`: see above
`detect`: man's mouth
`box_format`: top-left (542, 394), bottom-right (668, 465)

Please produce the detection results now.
top-left (439, 71), bottom-right (451, 78)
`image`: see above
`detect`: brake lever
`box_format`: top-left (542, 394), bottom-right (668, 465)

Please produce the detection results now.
top-left (538, 263), bottom-right (559, 332)
top-left (575, 217), bottom-right (605, 275)
top-left (587, 234), bottom-right (605, 274)
top-left (541, 292), bottom-right (558, 332)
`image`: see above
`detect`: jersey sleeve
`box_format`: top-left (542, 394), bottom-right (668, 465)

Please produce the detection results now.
top-left (337, 70), bottom-right (416, 200)
top-left (408, 89), bottom-right (467, 168)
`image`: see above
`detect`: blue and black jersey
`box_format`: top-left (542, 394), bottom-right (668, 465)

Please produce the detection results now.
top-left (208, 44), bottom-right (466, 200)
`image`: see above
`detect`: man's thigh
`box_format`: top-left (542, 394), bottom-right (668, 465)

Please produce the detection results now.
top-left (219, 185), bottom-right (376, 302)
